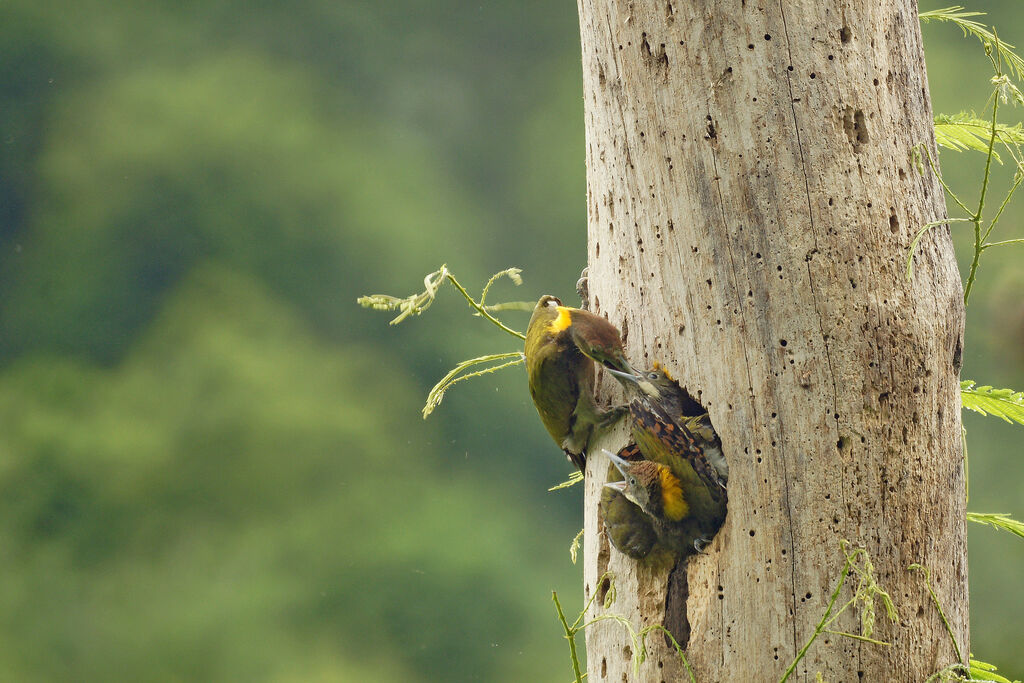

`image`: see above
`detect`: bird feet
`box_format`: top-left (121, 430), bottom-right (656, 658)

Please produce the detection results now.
top-left (576, 267), bottom-right (589, 310)
top-left (597, 404), bottom-right (629, 429)
top-left (693, 537), bottom-right (712, 554)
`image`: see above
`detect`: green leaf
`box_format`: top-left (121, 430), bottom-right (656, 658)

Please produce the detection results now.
top-left (961, 381), bottom-right (1024, 425)
top-left (967, 512), bottom-right (1024, 540)
top-left (548, 470), bottom-right (584, 491)
top-left (969, 657), bottom-right (1019, 683)
top-left (920, 7), bottom-right (1024, 81)
top-left (933, 113), bottom-right (1024, 162)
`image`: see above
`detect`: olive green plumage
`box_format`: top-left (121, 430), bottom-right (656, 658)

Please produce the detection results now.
top-left (605, 448), bottom-right (715, 557)
top-left (524, 295), bottom-right (631, 471)
top-left (600, 444), bottom-right (657, 558)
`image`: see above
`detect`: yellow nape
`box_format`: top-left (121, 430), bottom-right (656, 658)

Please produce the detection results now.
top-left (547, 306), bottom-right (573, 334)
top-left (653, 360), bottom-right (674, 382)
top-left (658, 466), bottom-right (688, 521)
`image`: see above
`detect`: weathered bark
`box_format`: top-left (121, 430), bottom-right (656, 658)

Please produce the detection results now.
top-left (579, 1), bottom-right (967, 681)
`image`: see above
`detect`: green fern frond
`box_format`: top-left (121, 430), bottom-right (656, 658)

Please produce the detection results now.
top-left (961, 381), bottom-right (1024, 425)
top-left (920, 7), bottom-right (1024, 81)
top-left (967, 512), bottom-right (1024, 540)
top-left (479, 267), bottom-right (523, 306)
top-left (568, 528), bottom-right (584, 564)
top-left (357, 266), bottom-right (450, 324)
top-left (933, 113), bottom-right (1024, 162)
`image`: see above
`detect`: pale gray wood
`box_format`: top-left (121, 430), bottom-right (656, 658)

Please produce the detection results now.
top-left (578, 1), bottom-right (968, 680)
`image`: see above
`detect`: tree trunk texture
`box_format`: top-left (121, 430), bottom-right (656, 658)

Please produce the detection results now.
top-left (578, 1), bottom-right (967, 681)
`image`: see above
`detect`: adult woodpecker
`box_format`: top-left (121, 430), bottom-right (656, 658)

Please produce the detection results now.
top-left (600, 443), bottom-right (658, 558)
top-left (524, 295), bottom-right (635, 471)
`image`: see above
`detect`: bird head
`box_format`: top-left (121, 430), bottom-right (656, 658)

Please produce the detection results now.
top-left (605, 366), bottom-right (662, 400)
top-left (526, 295), bottom-right (565, 341)
top-left (603, 449), bottom-right (688, 522)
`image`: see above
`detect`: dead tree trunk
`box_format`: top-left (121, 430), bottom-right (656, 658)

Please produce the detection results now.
top-left (579, 1), bottom-right (967, 680)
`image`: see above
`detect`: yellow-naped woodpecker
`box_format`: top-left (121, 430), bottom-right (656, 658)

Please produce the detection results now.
top-left (524, 295), bottom-right (635, 471)
top-left (604, 449), bottom-right (715, 556)
top-left (599, 364), bottom-right (728, 557)
top-left (600, 444), bottom-right (658, 558)
top-left (607, 365), bottom-right (728, 492)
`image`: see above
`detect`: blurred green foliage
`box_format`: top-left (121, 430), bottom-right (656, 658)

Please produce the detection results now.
top-left (0, 0), bottom-right (1021, 679)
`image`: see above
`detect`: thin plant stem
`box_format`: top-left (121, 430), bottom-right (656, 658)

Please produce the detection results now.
top-left (984, 237), bottom-right (1024, 247)
top-left (924, 146), bottom-right (973, 215)
top-left (445, 272), bottom-right (526, 340)
top-left (823, 630), bottom-right (891, 646)
top-left (909, 564), bottom-right (963, 665)
top-left (553, 591), bottom-right (585, 683)
top-left (965, 43), bottom-right (1004, 306)
top-left (779, 547), bottom-right (863, 683)
top-left (906, 218), bottom-right (974, 279)
top-left (982, 171), bottom-right (1024, 243)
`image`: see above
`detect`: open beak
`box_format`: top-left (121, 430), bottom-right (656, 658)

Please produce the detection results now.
top-left (602, 448), bottom-right (634, 478)
top-left (604, 480), bottom-right (627, 492)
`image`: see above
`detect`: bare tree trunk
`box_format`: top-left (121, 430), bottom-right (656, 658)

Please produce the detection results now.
top-left (579, 1), bottom-right (967, 681)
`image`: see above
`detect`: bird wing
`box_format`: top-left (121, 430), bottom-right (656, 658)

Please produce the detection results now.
top-left (630, 399), bottom-right (727, 500)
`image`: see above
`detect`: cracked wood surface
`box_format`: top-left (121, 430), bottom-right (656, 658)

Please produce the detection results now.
top-left (578, 1), bottom-right (968, 681)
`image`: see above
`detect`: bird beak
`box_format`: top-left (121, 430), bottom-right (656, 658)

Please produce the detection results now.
top-left (605, 367), bottom-right (660, 399)
top-left (604, 480), bottom-right (627, 492)
top-left (602, 448), bottom-right (634, 478)
top-left (605, 367), bottom-right (638, 383)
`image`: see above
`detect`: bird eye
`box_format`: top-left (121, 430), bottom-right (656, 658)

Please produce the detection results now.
top-left (629, 477), bottom-right (637, 486)
top-left (647, 372), bottom-right (658, 380)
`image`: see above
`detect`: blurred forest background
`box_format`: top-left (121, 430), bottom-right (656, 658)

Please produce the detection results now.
top-left (0, 1), bottom-right (1021, 680)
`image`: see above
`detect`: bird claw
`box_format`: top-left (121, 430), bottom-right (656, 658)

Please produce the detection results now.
top-left (576, 267), bottom-right (589, 310)
top-left (598, 404), bottom-right (629, 429)
top-left (693, 537), bottom-right (712, 553)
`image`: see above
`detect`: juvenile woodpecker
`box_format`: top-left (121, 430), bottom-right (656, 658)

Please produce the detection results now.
top-left (604, 449), bottom-right (715, 556)
top-left (601, 365), bottom-right (728, 557)
top-left (607, 365), bottom-right (728, 491)
top-left (524, 295), bottom-right (635, 470)
top-left (600, 444), bottom-right (658, 558)
top-left (630, 364), bottom-right (728, 484)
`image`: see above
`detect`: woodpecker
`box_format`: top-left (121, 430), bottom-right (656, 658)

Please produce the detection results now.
top-left (524, 295), bottom-right (635, 471)
top-left (601, 364), bottom-right (729, 557)
top-left (628, 364), bottom-right (728, 484)
top-left (604, 449), bottom-right (715, 556)
top-left (607, 365), bottom-right (728, 491)
top-left (600, 444), bottom-right (658, 558)
top-left (681, 412), bottom-right (728, 486)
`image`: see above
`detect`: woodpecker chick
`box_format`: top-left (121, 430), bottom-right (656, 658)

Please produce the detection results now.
top-left (524, 295), bottom-right (632, 471)
top-left (600, 444), bottom-right (658, 558)
top-left (605, 451), bottom-right (688, 521)
top-left (602, 365), bottom-right (728, 554)
top-left (607, 365), bottom-right (728, 491)
top-left (604, 449), bottom-right (713, 556)
top-left (633, 364), bottom-right (728, 484)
